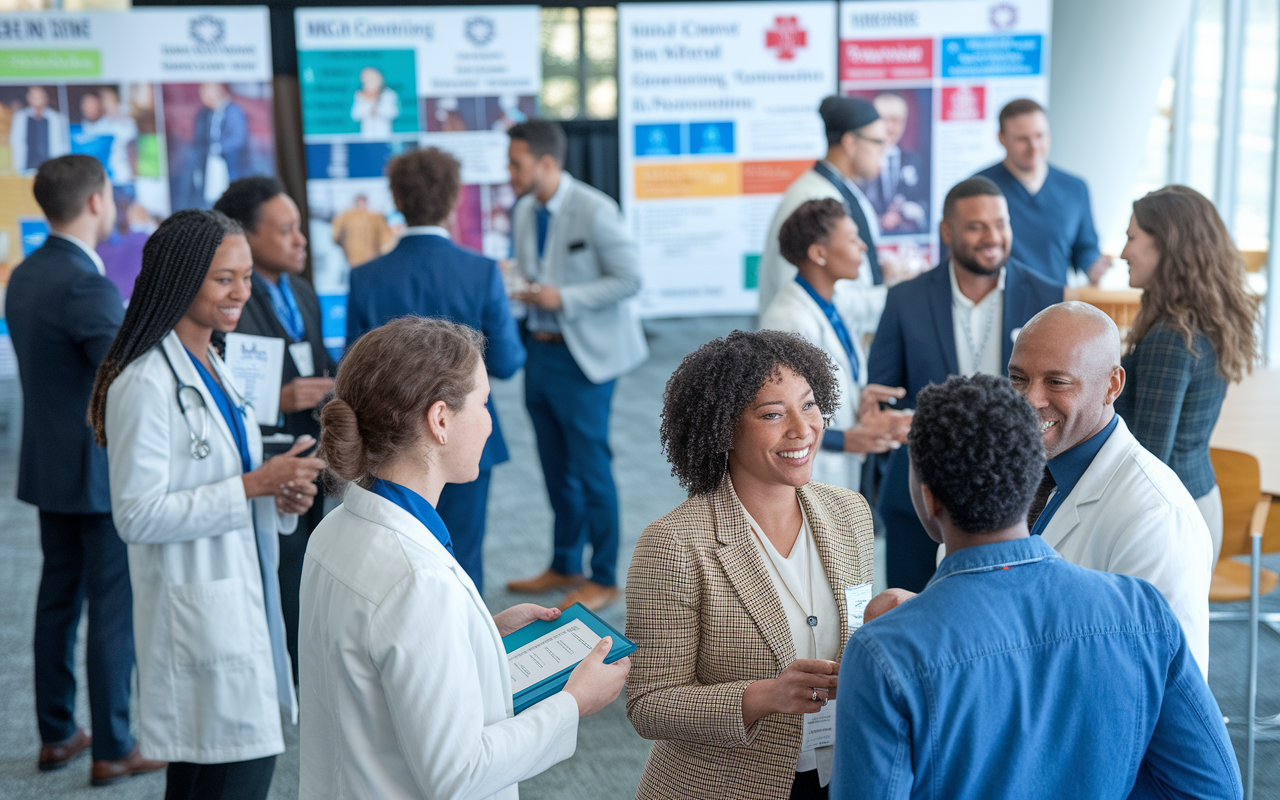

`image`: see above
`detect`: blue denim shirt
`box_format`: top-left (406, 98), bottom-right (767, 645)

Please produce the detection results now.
top-left (831, 536), bottom-right (1241, 800)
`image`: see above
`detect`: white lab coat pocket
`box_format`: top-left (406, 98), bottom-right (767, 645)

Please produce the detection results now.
top-left (168, 578), bottom-right (257, 669)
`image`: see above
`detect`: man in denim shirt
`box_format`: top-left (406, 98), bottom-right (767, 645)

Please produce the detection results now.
top-left (831, 374), bottom-right (1240, 800)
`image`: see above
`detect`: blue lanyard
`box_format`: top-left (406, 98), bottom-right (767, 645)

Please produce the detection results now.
top-left (265, 274), bottom-right (305, 342)
top-left (185, 350), bottom-right (252, 474)
top-left (794, 274), bottom-right (860, 378)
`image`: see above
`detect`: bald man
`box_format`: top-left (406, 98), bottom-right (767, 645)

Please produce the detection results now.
top-left (1007, 302), bottom-right (1212, 677)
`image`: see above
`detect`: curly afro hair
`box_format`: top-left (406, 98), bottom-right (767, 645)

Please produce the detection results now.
top-left (908, 373), bottom-right (1045, 534)
top-left (660, 329), bottom-right (840, 496)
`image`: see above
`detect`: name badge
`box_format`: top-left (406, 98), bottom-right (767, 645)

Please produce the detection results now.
top-left (845, 583), bottom-right (873, 632)
top-left (289, 342), bottom-right (315, 377)
top-left (800, 699), bottom-right (837, 752)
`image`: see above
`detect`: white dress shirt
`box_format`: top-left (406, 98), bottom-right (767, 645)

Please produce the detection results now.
top-left (50, 231), bottom-right (105, 276)
top-left (949, 261), bottom-right (1004, 376)
top-left (402, 225), bottom-right (451, 239)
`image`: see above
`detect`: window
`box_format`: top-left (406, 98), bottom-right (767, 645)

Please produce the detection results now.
top-left (539, 7), bottom-right (618, 121)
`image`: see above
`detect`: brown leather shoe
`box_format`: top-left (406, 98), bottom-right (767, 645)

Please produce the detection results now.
top-left (91, 746), bottom-right (167, 786)
top-left (38, 728), bottom-right (91, 771)
top-left (557, 581), bottom-right (621, 612)
top-left (507, 569), bottom-right (585, 593)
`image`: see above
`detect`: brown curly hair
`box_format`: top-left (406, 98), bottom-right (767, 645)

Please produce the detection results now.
top-left (660, 329), bottom-right (840, 496)
top-left (387, 147), bottom-right (461, 227)
top-left (779, 198), bottom-right (847, 268)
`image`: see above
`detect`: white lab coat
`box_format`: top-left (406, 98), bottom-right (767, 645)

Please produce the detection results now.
top-left (757, 169), bottom-right (886, 330)
top-left (760, 278), bottom-right (869, 492)
top-left (105, 331), bottom-right (297, 764)
top-left (299, 483), bottom-right (580, 800)
top-left (1038, 416), bottom-right (1213, 678)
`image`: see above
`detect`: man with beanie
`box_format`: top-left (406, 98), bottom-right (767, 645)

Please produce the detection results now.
top-left (758, 96), bottom-right (888, 329)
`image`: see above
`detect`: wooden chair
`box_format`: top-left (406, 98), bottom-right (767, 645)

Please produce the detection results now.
top-left (1241, 251), bottom-right (1267, 273)
top-left (1209, 448), bottom-right (1277, 601)
top-left (1062, 286), bottom-right (1143, 333)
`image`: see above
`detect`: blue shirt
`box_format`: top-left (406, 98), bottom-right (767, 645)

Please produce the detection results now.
top-left (185, 349), bottom-right (251, 474)
top-left (975, 162), bottom-right (1101, 285)
top-left (1031, 413), bottom-right (1119, 537)
top-left (368, 477), bottom-right (454, 556)
top-left (262, 273), bottom-right (306, 342)
top-left (830, 535), bottom-right (1241, 800)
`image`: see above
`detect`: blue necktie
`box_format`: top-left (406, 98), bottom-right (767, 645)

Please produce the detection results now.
top-left (536, 206), bottom-right (550, 259)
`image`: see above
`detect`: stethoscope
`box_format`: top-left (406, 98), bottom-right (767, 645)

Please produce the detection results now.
top-left (159, 346), bottom-right (247, 461)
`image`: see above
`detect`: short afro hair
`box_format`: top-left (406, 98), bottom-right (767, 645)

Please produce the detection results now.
top-left (660, 329), bottom-right (839, 496)
top-left (213, 175), bottom-right (285, 232)
top-left (387, 147), bottom-right (461, 226)
top-left (942, 176), bottom-right (1003, 223)
top-left (908, 374), bottom-right (1045, 534)
top-left (779, 198), bottom-right (847, 268)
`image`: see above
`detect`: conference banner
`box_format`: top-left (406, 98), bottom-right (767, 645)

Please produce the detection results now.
top-left (619, 1), bottom-right (837, 317)
top-left (0, 8), bottom-right (274, 373)
top-left (295, 6), bottom-right (540, 353)
top-left (839, 0), bottom-right (1051, 279)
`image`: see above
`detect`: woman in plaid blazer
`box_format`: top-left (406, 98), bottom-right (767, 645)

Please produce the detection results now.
top-left (625, 330), bottom-right (890, 800)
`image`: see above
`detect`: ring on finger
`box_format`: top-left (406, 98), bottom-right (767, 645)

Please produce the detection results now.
top-left (811, 690), bottom-right (818, 702)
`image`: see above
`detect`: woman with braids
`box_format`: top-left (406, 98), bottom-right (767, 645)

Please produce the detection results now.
top-left (298, 317), bottom-right (628, 800)
top-left (624, 330), bottom-right (909, 800)
top-left (88, 209), bottom-right (325, 800)
top-left (1116, 185), bottom-right (1261, 564)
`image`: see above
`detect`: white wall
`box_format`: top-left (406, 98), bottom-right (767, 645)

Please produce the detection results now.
top-left (1047, 0), bottom-right (1192, 255)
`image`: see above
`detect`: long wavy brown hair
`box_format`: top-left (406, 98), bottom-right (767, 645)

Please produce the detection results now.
top-left (1128, 185), bottom-right (1259, 382)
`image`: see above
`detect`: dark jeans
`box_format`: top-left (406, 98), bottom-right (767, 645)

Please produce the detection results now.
top-left (277, 495), bottom-right (325, 685)
top-left (524, 338), bottom-right (620, 587)
top-left (791, 770), bottom-right (829, 799)
top-left (34, 511), bottom-right (135, 761)
top-left (164, 756), bottom-right (276, 800)
top-left (437, 470), bottom-right (492, 593)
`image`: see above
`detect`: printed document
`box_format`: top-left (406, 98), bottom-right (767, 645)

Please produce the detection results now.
top-left (507, 619), bottom-right (601, 695)
top-left (224, 333), bottom-right (284, 423)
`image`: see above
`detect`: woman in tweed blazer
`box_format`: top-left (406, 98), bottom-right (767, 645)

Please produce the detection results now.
top-left (626, 330), bottom-right (890, 800)
top-left (1116, 186), bottom-right (1260, 564)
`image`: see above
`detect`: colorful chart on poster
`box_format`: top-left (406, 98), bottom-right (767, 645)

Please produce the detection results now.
top-left (619, 2), bottom-right (837, 317)
top-left (295, 6), bottom-right (540, 353)
top-left (0, 8), bottom-right (274, 373)
top-left (839, 0), bottom-right (1051, 273)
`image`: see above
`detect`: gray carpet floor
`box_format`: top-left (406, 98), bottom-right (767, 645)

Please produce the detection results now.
top-left (0, 315), bottom-right (1276, 798)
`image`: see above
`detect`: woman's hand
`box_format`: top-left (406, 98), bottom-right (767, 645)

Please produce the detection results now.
top-left (742, 658), bottom-right (838, 728)
top-left (492, 604), bottom-right (561, 637)
top-left (564, 637), bottom-right (630, 718)
top-left (242, 436), bottom-right (326, 512)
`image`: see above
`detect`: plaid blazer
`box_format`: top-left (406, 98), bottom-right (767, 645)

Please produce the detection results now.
top-left (624, 476), bottom-right (875, 800)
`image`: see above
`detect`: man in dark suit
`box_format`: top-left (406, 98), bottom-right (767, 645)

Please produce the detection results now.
top-left (7, 155), bottom-right (165, 783)
top-left (865, 92), bottom-right (930, 234)
top-left (215, 176), bottom-right (336, 682)
top-left (346, 148), bottom-right (525, 593)
top-left (868, 177), bottom-right (1062, 591)
top-left (179, 83), bottom-right (250, 209)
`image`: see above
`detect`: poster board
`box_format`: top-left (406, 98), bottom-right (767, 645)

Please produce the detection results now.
top-left (618, 2), bottom-right (838, 317)
top-left (295, 6), bottom-right (540, 354)
top-left (0, 8), bottom-right (275, 374)
top-left (839, 0), bottom-right (1051, 276)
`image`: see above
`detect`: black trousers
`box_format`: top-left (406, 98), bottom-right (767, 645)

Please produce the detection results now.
top-left (164, 756), bottom-right (277, 800)
top-left (791, 770), bottom-right (829, 800)
top-left (34, 510), bottom-right (135, 761)
top-left (278, 495), bottom-right (325, 684)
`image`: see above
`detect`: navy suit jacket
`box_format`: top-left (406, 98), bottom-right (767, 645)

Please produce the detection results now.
top-left (7, 236), bottom-right (124, 513)
top-left (346, 233), bottom-right (526, 470)
top-left (868, 260), bottom-right (1063, 519)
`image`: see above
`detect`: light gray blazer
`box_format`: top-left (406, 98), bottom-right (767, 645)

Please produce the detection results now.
top-left (512, 173), bottom-right (648, 384)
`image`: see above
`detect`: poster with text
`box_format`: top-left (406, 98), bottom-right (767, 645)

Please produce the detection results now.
top-left (296, 7), bottom-right (539, 354)
top-left (840, 0), bottom-right (1051, 278)
top-left (0, 8), bottom-right (273, 375)
top-left (619, 2), bottom-right (837, 317)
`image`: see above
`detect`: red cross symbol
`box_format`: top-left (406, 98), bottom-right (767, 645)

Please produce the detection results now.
top-left (765, 16), bottom-right (807, 61)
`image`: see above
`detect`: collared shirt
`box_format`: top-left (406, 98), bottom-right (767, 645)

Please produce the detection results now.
top-left (831, 535), bottom-right (1242, 799)
top-left (368, 477), bottom-right (454, 556)
top-left (261, 273), bottom-right (306, 342)
top-left (948, 261), bottom-right (1004, 377)
top-left (49, 231), bottom-right (105, 276)
top-left (401, 225), bottom-right (451, 239)
top-left (525, 174), bottom-right (572, 334)
top-left (1031, 413), bottom-right (1120, 537)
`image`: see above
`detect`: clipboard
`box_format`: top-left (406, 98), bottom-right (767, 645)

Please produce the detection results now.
top-left (502, 602), bottom-right (636, 714)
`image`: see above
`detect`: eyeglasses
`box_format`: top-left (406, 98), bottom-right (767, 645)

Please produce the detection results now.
top-left (854, 133), bottom-right (888, 148)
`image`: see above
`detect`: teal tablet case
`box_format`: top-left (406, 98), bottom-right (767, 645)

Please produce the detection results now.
top-left (503, 603), bottom-right (636, 714)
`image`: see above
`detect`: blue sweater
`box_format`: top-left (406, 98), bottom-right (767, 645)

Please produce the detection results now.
top-left (975, 162), bottom-right (1101, 285)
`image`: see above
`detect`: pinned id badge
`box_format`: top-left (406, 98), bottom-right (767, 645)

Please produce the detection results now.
top-left (845, 583), bottom-right (873, 632)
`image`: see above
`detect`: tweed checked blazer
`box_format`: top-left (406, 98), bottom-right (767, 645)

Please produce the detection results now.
top-left (625, 475), bottom-right (875, 800)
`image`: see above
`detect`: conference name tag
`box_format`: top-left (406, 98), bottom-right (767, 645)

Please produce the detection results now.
top-left (845, 583), bottom-right (873, 632)
top-left (289, 342), bottom-right (316, 377)
top-left (800, 699), bottom-right (837, 751)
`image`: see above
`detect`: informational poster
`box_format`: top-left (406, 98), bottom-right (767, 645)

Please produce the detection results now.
top-left (619, 2), bottom-right (838, 317)
top-left (839, 0), bottom-right (1051, 275)
top-left (295, 7), bottom-right (540, 353)
top-left (0, 8), bottom-right (274, 374)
